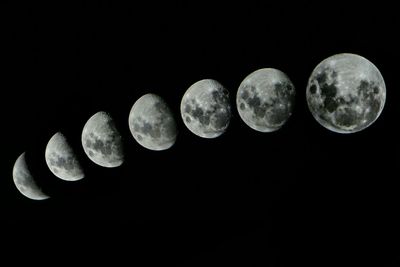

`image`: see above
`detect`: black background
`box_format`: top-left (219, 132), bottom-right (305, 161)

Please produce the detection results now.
top-left (1, 1), bottom-right (399, 266)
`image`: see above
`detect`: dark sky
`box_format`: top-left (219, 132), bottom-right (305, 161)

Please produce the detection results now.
top-left (1, 1), bottom-right (399, 266)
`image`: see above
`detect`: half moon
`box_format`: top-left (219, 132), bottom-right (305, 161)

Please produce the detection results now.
top-left (45, 132), bottom-right (84, 181)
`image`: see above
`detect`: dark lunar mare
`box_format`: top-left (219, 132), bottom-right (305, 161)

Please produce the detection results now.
top-left (308, 68), bottom-right (382, 131)
top-left (240, 82), bottom-right (295, 127)
top-left (184, 87), bottom-right (230, 130)
top-left (48, 152), bottom-right (77, 172)
top-left (132, 100), bottom-right (176, 142)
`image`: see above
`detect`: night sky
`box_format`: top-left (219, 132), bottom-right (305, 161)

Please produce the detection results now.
top-left (2, 1), bottom-right (399, 266)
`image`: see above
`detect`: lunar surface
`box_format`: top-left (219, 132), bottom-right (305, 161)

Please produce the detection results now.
top-left (181, 79), bottom-right (231, 138)
top-left (237, 68), bottom-right (296, 132)
top-left (45, 132), bottom-right (84, 181)
top-left (306, 53), bottom-right (386, 133)
top-left (81, 111), bottom-right (124, 167)
top-left (129, 93), bottom-right (177, 151)
top-left (12, 152), bottom-right (50, 200)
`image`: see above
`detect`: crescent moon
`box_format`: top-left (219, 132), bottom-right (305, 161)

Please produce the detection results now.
top-left (12, 152), bottom-right (50, 200)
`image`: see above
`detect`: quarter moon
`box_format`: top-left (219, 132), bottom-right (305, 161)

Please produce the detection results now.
top-left (180, 79), bottom-right (231, 138)
top-left (129, 93), bottom-right (178, 151)
top-left (81, 111), bottom-right (124, 168)
top-left (45, 132), bottom-right (84, 181)
top-left (236, 68), bottom-right (296, 132)
top-left (12, 152), bottom-right (50, 200)
top-left (306, 53), bottom-right (386, 133)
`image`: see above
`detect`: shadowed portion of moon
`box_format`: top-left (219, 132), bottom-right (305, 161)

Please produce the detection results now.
top-left (237, 68), bottom-right (296, 132)
top-left (45, 132), bottom-right (84, 181)
top-left (180, 79), bottom-right (231, 138)
top-left (307, 53), bottom-right (386, 133)
top-left (129, 93), bottom-right (177, 151)
top-left (12, 152), bottom-right (50, 200)
top-left (81, 111), bottom-right (124, 168)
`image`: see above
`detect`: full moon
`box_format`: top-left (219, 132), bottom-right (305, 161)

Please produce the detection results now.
top-left (236, 68), bottom-right (296, 132)
top-left (306, 53), bottom-right (386, 133)
top-left (180, 79), bottom-right (231, 138)
top-left (12, 152), bottom-right (50, 200)
top-left (129, 93), bottom-right (177, 151)
top-left (81, 111), bottom-right (124, 168)
top-left (45, 132), bottom-right (84, 181)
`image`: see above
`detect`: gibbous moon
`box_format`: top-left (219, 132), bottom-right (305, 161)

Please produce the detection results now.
top-left (237, 68), bottom-right (296, 132)
top-left (12, 152), bottom-right (50, 200)
top-left (81, 111), bottom-right (124, 168)
top-left (129, 93), bottom-right (177, 151)
top-left (306, 53), bottom-right (386, 133)
top-left (45, 132), bottom-right (84, 181)
top-left (181, 79), bottom-right (231, 138)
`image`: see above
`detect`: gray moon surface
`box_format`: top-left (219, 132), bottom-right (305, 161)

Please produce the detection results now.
top-left (306, 53), bottom-right (386, 133)
top-left (81, 111), bottom-right (124, 168)
top-left (129, 93), bottom-right (177, 151)
top-left (181, 79), bottom-right (231, 138)
top-left (45, 132), bottom-right (84, 181)
top-left (12, 152), bottom-right (50, 200)
top-left (237, 68), bottom-right (296, 132)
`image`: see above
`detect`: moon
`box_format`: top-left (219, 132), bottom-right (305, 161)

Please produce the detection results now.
top-left (306, 53), bottom-right (386, 133)
top-left (45, 132), bottom-right (84, 181)
top-left (81, 111), bottom-right (124, 168)
top-left (129, 93), bottom-right (177, 151)
top-left (12, 152), bottom-right (50, 200)
top-left (180, 79), bottom-right (231, 138)
top-left (236, 68), bottom-right (296, 132)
